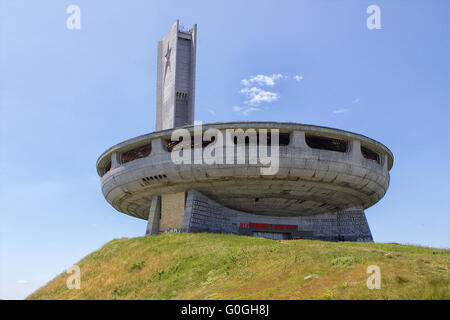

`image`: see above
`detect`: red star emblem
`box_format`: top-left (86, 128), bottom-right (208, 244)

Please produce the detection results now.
top-left (164, 44), bottom-right (171, 79)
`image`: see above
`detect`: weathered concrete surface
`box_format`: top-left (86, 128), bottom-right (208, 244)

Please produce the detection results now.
top-left (182, 190), bottom-right (373, 242)
top-left (97, 122), bottom-right (393, 220)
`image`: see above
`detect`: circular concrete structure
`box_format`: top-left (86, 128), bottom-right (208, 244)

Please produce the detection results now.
top-left (96, 122), bottom-right (393, 220)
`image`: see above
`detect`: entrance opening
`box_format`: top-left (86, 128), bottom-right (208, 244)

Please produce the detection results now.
top-left (253, 231), bottom-right (290, 240)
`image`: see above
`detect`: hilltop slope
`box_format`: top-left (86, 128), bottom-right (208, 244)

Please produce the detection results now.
top-left (28, 233), bottom-right (449, 300)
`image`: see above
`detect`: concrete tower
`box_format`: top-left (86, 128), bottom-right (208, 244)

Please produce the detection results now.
top-left (155, 20), bottom-right (197, 131)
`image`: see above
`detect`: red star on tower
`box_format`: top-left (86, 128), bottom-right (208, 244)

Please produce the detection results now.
top-left (164, 44), bottom-right (171, 79)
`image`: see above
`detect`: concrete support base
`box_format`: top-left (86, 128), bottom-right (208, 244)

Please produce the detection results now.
top-left (145, 196), bottom-right (161, 235)
top-left (181, 190), bottom-right (373, 242)
top-left (160, 192), bottom-right (185, 233)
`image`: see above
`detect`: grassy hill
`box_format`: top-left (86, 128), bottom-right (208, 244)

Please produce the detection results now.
top-left (28, 233), bottom-right (449, 300)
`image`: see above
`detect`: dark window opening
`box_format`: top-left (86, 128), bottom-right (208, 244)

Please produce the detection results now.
top-left (233, 132), bottom-right (290, 146)
top-left (361, 146), bottom-right (380, 163)
top-left (279, 133), bottom-right (291, 146)
top-left (165, 132), bottom-right (290, 152)
top-left (305, 135), bottom-right (348, 152)
top-left (101, 161), bottom-right (111, 177)
top-left (176, 91), bottom-right (189, 100)
top-left (165, 136), bottom-right (214, 152)
top-left (121, 144), bottom-right (152, 164)
top-left (141, 174), bottom-right (168, 185)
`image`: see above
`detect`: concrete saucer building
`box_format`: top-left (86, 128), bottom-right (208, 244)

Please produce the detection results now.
top-left (96, 21), bottom-right (394, 242)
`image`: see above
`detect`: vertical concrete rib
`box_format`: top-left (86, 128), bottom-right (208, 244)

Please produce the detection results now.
top-left (349, 139), bottom-right (362, 162)
top-left (111, 152), bottom-right (121, 169)
top-left (146, 196), bottom-right (161, 235)
top-left (289, 131), bottom-right (308, 149)
top-left (382, 154), bottom-right (388, 172)
top-left (150, 138), bottom-right (166, 155)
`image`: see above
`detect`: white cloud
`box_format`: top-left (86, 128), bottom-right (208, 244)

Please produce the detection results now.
top-left (241, 74), bottom-right (284, 87)
top-left (18, 280), bottom-right (28, 284)
top-left (293, 75), bottom-right (303, 82)
top-left (240, 87), bottom-right (279, 106)
top-left (352, 97), bottom-right (360, 104)
top-left (232, 105), bottom-right (261, 116)
top-left (242, 107), bottom-right (261, 116)
top-left (207, 108), bottom-right (216, 115)
top-left (333, 108), bottom-right (349, 114)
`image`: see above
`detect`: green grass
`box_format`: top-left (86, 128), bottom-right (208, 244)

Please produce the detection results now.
top-left (27, 233), bottom-right (450, 300)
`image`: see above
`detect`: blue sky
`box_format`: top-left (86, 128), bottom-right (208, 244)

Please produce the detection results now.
top-left (0, 0), bottom-right (449, 299)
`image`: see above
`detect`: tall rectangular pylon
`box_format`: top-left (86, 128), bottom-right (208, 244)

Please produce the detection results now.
top-left (156, 20), bottom-right (197, 131)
